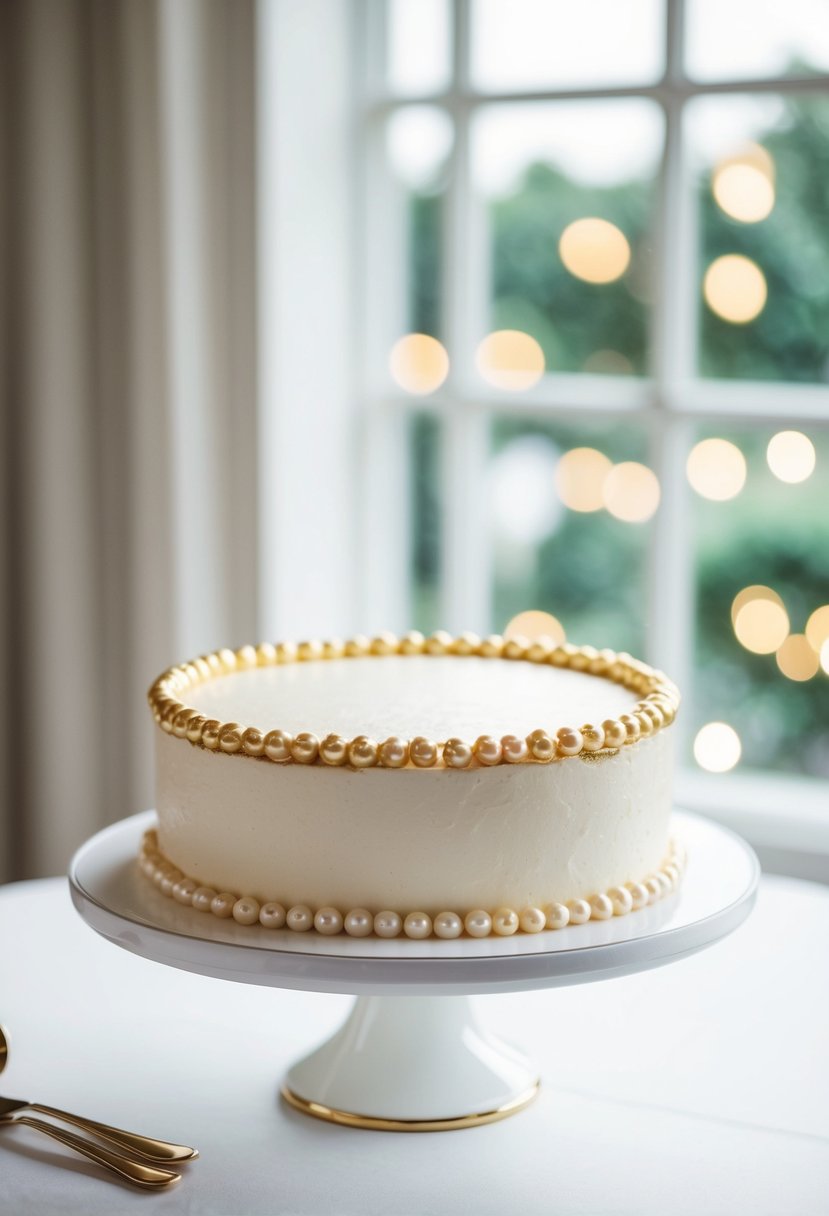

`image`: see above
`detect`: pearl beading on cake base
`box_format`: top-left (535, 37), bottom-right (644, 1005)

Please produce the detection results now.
top-left (138, 830), bottom-right (686, 940)
top-left (147, 632), bottom-right (680, 770)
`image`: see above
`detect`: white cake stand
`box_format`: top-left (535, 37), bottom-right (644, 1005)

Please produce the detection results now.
top-left (69, 810), bottom-right (758, 1132)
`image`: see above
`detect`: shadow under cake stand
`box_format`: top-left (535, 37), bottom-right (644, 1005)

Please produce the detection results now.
top-left (69, 810), bottom-right (758, 1132)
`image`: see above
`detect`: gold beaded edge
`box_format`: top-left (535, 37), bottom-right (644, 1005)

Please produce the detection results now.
top-left (138, 828), bottom-right (686, 939)
top-left (147, 631), bottom-right (680, 770)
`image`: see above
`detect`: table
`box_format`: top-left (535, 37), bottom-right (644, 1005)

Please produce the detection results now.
top-left (1, 875), bottom-right (828, 1215)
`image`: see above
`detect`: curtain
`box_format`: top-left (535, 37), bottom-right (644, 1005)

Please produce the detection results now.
top-left (0, 0), bottom-right (258, 880)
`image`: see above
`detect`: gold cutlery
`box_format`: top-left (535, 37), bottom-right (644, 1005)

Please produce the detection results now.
top-left (0, 1112), bottom-right (181, 1189)
top-left (0, 1096), bottom-right (198, 1163)
top-left (0, 1031), bottom-right (196, 1172)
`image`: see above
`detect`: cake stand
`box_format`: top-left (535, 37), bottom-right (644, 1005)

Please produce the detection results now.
top-left (69, 810), bottom-right (758, 1132)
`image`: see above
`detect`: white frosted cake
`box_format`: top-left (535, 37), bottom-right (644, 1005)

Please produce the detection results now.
top-left (142, 632), bottom-right (684, 939)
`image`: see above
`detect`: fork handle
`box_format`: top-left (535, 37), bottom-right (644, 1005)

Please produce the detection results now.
top-left (30, 1103), bottom-right (198, 1162)
top-left (10, 1116), bottom-right (180, 1189)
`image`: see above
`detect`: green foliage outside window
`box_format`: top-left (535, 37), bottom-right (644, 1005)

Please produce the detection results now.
top-left (407, 94), bottom-right (829, 776)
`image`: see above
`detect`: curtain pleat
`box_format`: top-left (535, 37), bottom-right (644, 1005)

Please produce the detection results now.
top-left (0, 0), bottom-right (258, 880)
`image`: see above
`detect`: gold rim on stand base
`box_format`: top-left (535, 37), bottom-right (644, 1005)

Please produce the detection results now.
top-left (280, 1081), bottom-right (540, 1132)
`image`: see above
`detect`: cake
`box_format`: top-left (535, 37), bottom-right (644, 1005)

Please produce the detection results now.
top-left (141, 631), bottom-right (684, 939)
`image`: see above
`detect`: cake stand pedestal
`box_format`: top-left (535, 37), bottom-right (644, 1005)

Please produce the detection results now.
top-left (69, 810), bottom-right (758, 1132)
top-left (282, 994), bottom-right (538, 1130)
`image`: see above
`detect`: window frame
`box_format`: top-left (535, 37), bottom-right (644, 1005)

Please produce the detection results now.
top-left (353, 0), bottom-right (829, 874)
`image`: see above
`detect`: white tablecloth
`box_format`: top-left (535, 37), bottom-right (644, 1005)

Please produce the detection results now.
top-left (0, 875), bottom-right (827, 1215)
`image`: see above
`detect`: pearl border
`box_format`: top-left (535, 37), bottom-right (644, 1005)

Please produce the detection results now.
top-left (138, 829), bottom-right (687, 939)
top-left (147, 633), bottom-right (680, 769)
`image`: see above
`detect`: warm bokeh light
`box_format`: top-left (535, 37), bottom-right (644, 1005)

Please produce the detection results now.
top-left (555, 447), bottom-right (612, 512)
top-left (686, 438), bottom-right (747, 501)
top-left (712, 145), bottom-right (775, 224)
top-left (389, 333), bottom-right (449, 395)
top-left (730, 585), bottom-right (783, 628)
top-left (559, 218), bottom-right (631, 284)
top-left (476, 330), bottom-right (545, 391)
top-left (766, 431), bottom-right (816, 484)
top-left (734, 599), bottom-right (790, 655)
top-left (821, 640), bottom-right (829, 677)
top-left (776, 634), bottom-right (819, 682)
top-left (713, 164), bottom-right (775, 223)
top-left (694, 722), bottom-right (741, 773)
top-left (805, 605), bottom-right (829, 653)
top-left (740, 143), bottom-right (774, 182)
top-left (504, 610), bottom-right (566, 645)
top-left (703, 254), bottom-right (767, 324)
top-left (602, 462), bottom-right (660, 523)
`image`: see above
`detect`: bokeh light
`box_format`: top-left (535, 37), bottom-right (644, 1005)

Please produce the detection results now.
top-left (730, 585), bottom-right (783, 627)
top-left (713, 164), bottom-right (774, 223)
top-left (504, 610), bottom-right (566, 645)
top-left (734, 599), bottom-right (790, 655)
top-left (476, 330), bottom-right (545, 391)
top-left (703, 254), bottom-right (767, 324)
top-left (711, 145), bottom-right (775, 223)
top-left (805, 605), bottom-right (829, 653)
top-left (489, 435), bottom-right (562, 544)
top-left (776, 634), bottom-right (819, 682)
top-left (602, 462), bottom-right (660, 523)
top-left (694, 722), bottom-right (741, 773)
top-left (389, 334), bottom-right (449, 395)
top-left (386, 106), bottom-right (453, 190)
top-left (821, 640), bottom-right (829, 677)
top-left (766, 430), bottom-right (816, 484)
top-left (559, 218), bottom-right (631, 284)
top-left (686, 438), bottom-right (747, 501)
top-left (555, 447), bottom-right (612, 512)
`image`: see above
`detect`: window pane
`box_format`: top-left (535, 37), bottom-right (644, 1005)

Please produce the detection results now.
top-left (388, 107), bottom-right (451, 334)
top-left (472, 101), bottom-right (663, 379)
top-left (387, 0), bottom-right (451, 96)
top-left (470, 0), bottom-right (664, 92)
top-left (382, 107), bottom-right (451, 394)
top-left (490, 418), bottom-right (654, 652)
top-left (690, 94), bottom-right (829, 383)
top-left (685, 0), bottom-right (829, 82)
top-left (410, 413), bottom-right (443, 632)
top-left (691, 426), bottom-right (829, 778)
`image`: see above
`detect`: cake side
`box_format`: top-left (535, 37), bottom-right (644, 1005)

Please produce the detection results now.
top-left (155, 728), bottom-right (674, 911)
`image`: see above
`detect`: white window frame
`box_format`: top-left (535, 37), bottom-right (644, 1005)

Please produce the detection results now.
top-left (355, 0), bottom-right (829, 875)
top-left (257, 0), bottom-right (360, 641)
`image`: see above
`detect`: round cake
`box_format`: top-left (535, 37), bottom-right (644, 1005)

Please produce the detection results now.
top-left (142, 631), bottom-right (684, 939)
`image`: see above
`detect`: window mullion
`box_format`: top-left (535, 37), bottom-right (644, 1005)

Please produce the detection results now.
top-left (647, 0), bottom-right (694, 730)
top-left (357, 4), bottom-right (412, 633)
top-left (440, 0), bottom-right (491, 634)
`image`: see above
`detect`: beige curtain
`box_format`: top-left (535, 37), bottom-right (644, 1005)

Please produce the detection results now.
top-left (0, 0), bottom-right (258, 880)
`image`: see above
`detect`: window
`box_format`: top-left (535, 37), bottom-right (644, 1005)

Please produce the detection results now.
top-left (357, 0), bottom-right (829, 846)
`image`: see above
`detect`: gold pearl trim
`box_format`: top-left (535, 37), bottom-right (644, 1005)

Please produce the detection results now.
top-left (138, 829), bottom-right (686, 939)
top-left (148, 633), bottom-right (680, 769)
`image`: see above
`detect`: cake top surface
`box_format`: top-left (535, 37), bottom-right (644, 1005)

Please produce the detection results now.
top-left (186, 655), bottom-right (636, 739)
top-left (149, 633), bottom-right (679, 768)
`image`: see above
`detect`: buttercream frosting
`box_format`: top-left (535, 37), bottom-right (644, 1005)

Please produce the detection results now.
top-left (147, 639), bottom-right (681, 930)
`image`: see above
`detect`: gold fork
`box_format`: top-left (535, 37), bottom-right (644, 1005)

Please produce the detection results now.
top-left (0, 1112), bottom-right (181, 1189)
